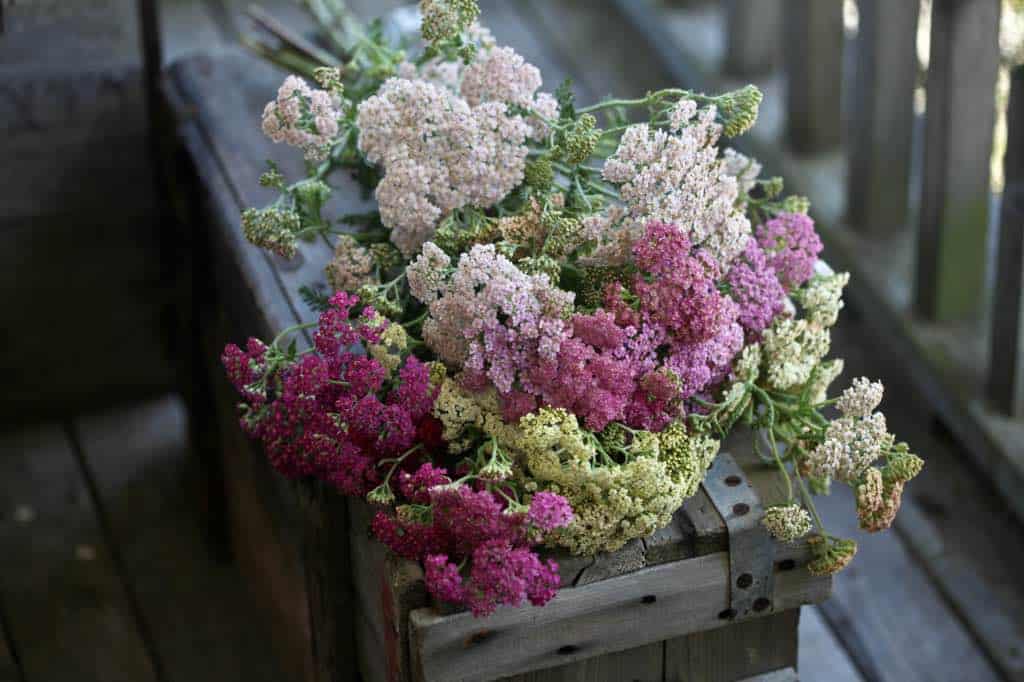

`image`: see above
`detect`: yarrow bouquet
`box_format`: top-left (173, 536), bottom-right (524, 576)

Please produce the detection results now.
top-left (224, 0), bottom-right (923, 617)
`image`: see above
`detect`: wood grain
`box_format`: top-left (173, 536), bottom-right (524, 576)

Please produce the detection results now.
top-left (409, 552), bottom-right (829, 682)
top-left (797, 607), bottom-right (863, 682)
top-left (0, 608), bottom-right (19, 682)
top-left (913, 0), bottom-right (1000, 321)
top-left (782, 0), bottom-right (844, 153)
top-left (846, 0), bottom-right (919, 235)
top-left (70, 396), bottom-right (292, 682)
top-left (0, 424), bottom-right (158, 682)
top-left (664, 610), bottom-right (798, 682)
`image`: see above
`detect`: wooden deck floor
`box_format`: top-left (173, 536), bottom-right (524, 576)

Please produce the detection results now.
top-left (1, 1), bottom-right (1021, 681)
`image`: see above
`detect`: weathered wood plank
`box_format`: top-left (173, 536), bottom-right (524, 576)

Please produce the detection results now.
top-left (798, 607), bottom-right (863, 682)
top-left (846, 0), bottom-right (919, 235)
top-left (987, 65), bottom-right (1024, 416)
top-left (664, 610), bottom-right (798, 682)
top-left (723, 0), bottom-right (781, 77)
top-left (913, 0), bottom-right (1000, 321)
top-left (409, 552), bottom-right (829, 682)
top-left (894, 499), bottom-right (1024, 681)
top-left (0, 0), bottom-right (139, 67)
top-left (813, 483), bottom-right (1001, 682)
top-left (0, 424), bottom-right (158, 682)
top-left (206, 315), bottom-right (314, 680)
top-left (501, 643), bottom-right (663, 682)
top-left (782, 0), bottom-right (844, 154)
top-left (349, 501), bottom-right (429, 682)
top-left (70, 396), bottom-right (292, 682)
top-left (0, 608), bottom-right (19, 682)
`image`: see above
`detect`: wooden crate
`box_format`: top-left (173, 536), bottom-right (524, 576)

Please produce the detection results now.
top-left (166, 49), bottom-right (830, 682)
top-left (349, 436), bottom-right (830, 682)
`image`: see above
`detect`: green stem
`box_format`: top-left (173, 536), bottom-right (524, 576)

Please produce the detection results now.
top-left (271, 321), bottom-right (318, 349)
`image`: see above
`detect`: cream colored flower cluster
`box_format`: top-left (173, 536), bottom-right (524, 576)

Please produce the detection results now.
top-left (806, 378), bottom-right (894, 483)
top-left (261, 75), bottom-right (342, 161)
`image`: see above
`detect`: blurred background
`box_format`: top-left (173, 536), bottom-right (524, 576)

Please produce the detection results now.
top-left (0, 1), bottom-right (1022, 681)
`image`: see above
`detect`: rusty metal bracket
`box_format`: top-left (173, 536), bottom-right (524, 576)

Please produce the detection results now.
top-left (701, 451), bottom-right (776, 620)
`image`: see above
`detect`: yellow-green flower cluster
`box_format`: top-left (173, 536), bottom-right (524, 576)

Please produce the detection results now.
top-left (656, 421), bottom-right (719, 497)
top-left (761, 318), bottom-right (831, 391)
top-left (367, 322), bottom-right (409, 375)
top-left (515, 408), bottom-right (689, 555)
top-left (796, 272), bottom-right (850, 328)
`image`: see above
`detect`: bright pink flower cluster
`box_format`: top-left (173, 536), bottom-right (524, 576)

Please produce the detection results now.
top-left (755, 212), bottom-right (822, 291)
top-left (373, 477), bottom-right (570, 616)
top-left (221, 292), bottom-right (439, 495)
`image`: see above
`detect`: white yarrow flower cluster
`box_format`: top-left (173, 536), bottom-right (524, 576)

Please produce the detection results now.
top-left (836, 377), bottom-right (884, 419)
top-left (261, 75), bottom-right (342, 161)
top-left (807, 412), bottom-right (893, 483)
top-left (762, 505), bottom-right (813, 542)
top-left (599, 103), bottom-right (751, 266)
top-left (722, 148), bottom-right (762, 194)
top-left (357, 78), bottom-right (531, 257)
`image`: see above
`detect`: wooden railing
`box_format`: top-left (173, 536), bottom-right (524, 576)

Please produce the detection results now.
top-left (617, 0), bottom-right (1022, 519)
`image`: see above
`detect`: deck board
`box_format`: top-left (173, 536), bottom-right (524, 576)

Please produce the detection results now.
top-left (0, 424), bottom-right (158, 682)
top-left (71, 396), bottom-right (291, 682)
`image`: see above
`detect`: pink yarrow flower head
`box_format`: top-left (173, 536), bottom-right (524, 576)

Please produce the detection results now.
top-left (755, 212), bottom-right (823, 291)
top-left (526, 491), bottom-right (574, 531)
top-left (725, 237), bottom-right (787, 339)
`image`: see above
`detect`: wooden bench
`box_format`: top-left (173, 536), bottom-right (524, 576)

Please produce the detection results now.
top-left (166, 45), bottom-right (830, 682)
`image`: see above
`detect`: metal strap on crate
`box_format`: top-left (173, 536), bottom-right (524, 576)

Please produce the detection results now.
top-left (701, 452), bottom-right (776, 620)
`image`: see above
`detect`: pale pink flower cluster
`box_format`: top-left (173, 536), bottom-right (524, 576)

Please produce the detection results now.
top-left (357, 78), bottom-right (531, 257)
top-left (807, 412), bottom-right (893, 483)
top-left (324, 235), bottom-right (375, 292)
top-left (261, 75), bottom-right (341, 161)
top-left (836, 377), bottom-right (884, 419)
top-left (600, 104), bottom-right (751, 266)
top-left (409, 243), bottom-right (574, 394)
top-left (460, 45), bottom-right (559, 139)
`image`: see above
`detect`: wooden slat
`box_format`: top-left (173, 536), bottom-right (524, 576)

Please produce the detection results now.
top-left (665, 610), bottom-right (798, 682)
top-left (782, 0), bottom-right (844, 154)
top-left (798, 607), bottom-right (863, 682)
top-left (813, 484), bottom-right (1001, 682)
top-left (987, 65), bottom-right (1024, 416)
top-left (409, 552), bottom-right (829, 682)
top-left (0, 424), bottom-right (158, 682)
top-left (500, 643), bottom-right (663, 682)
top-left (846, 0), bottom-right (919, 235)
top-left (723, 0), bottom-right (781, 77)
top-left (895, 499), bottom-right (1024, 681)
top-left (70, 396), bottom-right (292, 682)
top-left (913, 0), bottom-right (1000, 321)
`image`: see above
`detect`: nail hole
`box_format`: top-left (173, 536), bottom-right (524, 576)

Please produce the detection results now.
top-left (736, 573), bottom-right (753, 589)
top-left (732, 502), bottom-right (750, 516)
top-left (718, 608), bottom-right (737, 620)
top-left (753, 598), bottom-right (771, 612)
top-left (777, 559), bottom-right (796, 572)
top-left (557, 645), bottom-right (579, 655)
top-left (724, 474), bottom-right (742, 487)
top-left (641, 594), bottom-right (657, 604)
top-left (466, 630), bottom-right (494, 646)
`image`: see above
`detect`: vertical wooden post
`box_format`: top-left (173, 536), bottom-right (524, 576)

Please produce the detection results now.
top-left (846, 0), bottom-right (920, 234)
top-left (298, 480), bottom-right (356, 682)
top-left (723, 0), bottom-right (782, 77)
top-left (782, 0), bottom-right (844, 154)
top-left (914, 0), bottom-right (1000, 322)
top-left (987, 66), bottom-right (1024, 416)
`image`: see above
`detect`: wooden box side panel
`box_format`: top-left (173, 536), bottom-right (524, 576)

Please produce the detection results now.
top-left (408, 551), bottom-right (828, 682)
